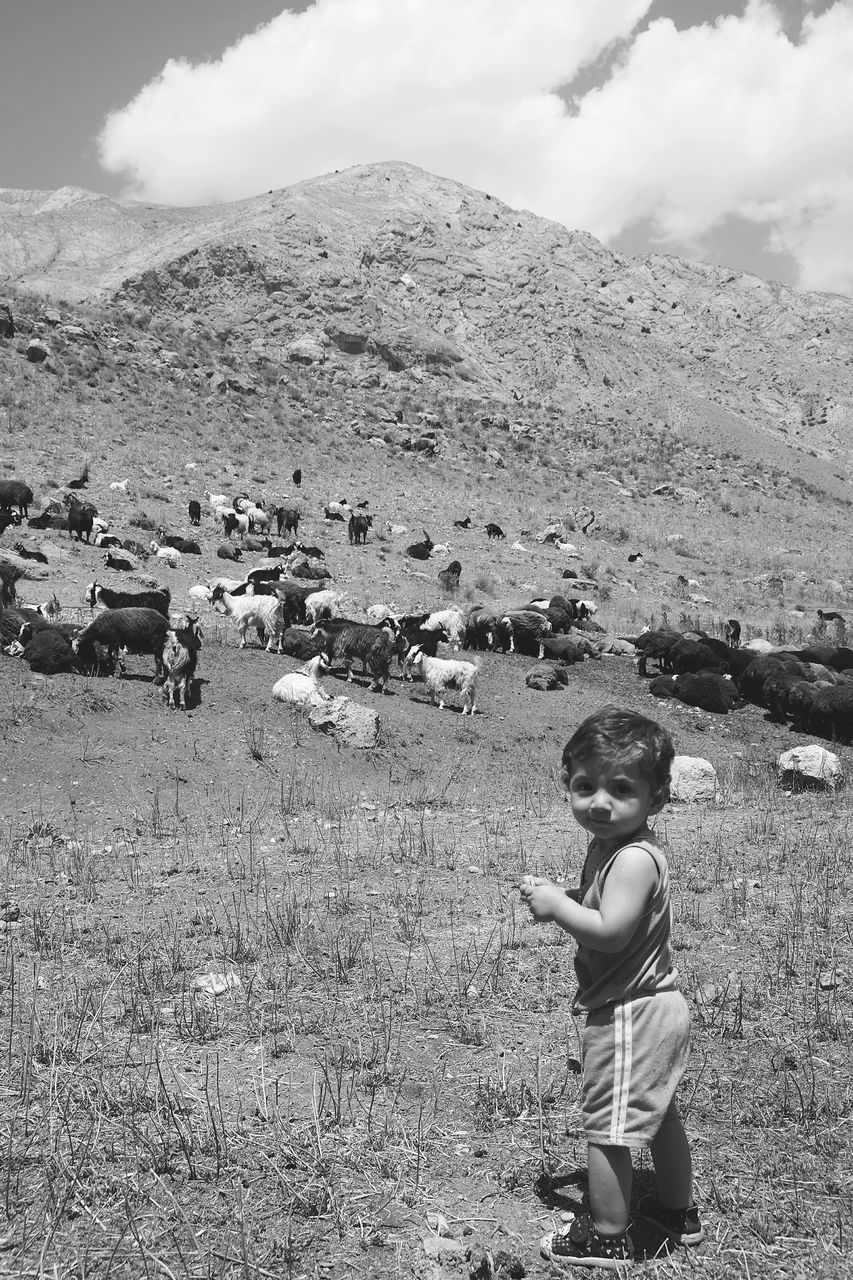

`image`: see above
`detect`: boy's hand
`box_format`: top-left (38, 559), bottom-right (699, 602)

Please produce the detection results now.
top-left (519, 875), bottom-right (567, 923)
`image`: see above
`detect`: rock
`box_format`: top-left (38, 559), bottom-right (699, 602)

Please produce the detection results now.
top-left (669, 756), bottom-right (718, 803)
top-left (287, 334), bottom-right (327, 364)
top-left (43, 309), bottom-right (62, 326)
top-left (423, 1233), bottom-right (465, 1259)
top-left (26, 339), bottom-right (50, 363)
top-left (777, 745), bottom-right (843, 792)
top-left (308, 696), bottom-right (380, 749)
top-left (0, 304), bottom-right (14, 338)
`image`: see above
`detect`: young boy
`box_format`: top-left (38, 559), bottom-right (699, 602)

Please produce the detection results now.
top-left (520, 706), bottom-right (701, 1268)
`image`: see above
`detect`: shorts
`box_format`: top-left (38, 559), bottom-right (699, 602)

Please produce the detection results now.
top-left (580, 989), bottom-right (690, 1150)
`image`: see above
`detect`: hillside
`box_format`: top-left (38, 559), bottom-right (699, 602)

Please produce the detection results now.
top-left (1, 161), bottom-right (851, 502)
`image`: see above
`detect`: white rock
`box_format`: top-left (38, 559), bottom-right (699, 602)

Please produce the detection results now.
top-left (777, 745), bottom-right (843, 792)
top-left (669, 756), bottom-right (718, 803)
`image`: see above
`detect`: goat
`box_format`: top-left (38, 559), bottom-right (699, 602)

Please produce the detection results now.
top-left (305, 589), bottom-right (347, 624)
top-left (218, 540), bottom-right (243, 562)
top-left (35, 593), bottom-right (62, 621)
top-left (484, 522), bottom-right (505, 539)
top-left (212, 587), bottom-right (287, 652)
top-left (453, 516), bottom-right (471, 529)
top-left (86, 581), bottom-right (170, 617)
top-left (73, 608), bottom-right (170, 680)
top-left (223, 511), bottom-right (250, 539)
top-left (162, 617), bottom-right (203, 709)
top-left (292, 468), bottom-right (302, 487)
top-left (188, 499), bottom-right (202, 526)
top-left (295, 541), bottom-right (325, 560)
top-left (407, 648), bottom-right (478, 714)
top-left (817, 609), bottom-right (845, 624)
top-left (64, 496), bottom-right (96, 542)
top-left (105, 550), bottom-right (138, 572)
top-left (348, 513), bottom-right (372, 545)
top-left (406, 531), bottom-right (434, 561)
top-left (272, 654), bottom-right (332, 707)
top-left (13, 542), bottom-right (48, 565)
top-left (421, 606), bottom-right (465, 651)
top-left (156, 528), bottom-right (202, 554)
top-left (315, 620), bottom-right (395, 691)
top-left (724, 618), bottom-right (742, 648)
top-left (149, 541), bottom-right (182, 567)
top-left (109, 479), bottom-right (130, 493)
top-left (438, 560), bottom-right (461, 593)
top-left (500, 610), bottom-right (552, 658)
top-left (0, 511), bottom-right (22, 534)
top-left (276, 506), bottom-right (301, 537)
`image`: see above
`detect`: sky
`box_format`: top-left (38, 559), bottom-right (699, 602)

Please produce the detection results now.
top-left (2, 0), bottom-right (852, 296)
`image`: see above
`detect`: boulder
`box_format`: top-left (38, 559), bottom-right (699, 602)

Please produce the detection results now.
top-left (308, 697), bottom-right (380, 749)
top-left (669, 756), bottom-right (718, 803)
top-left (26, 339), bottom-right (50, 363)
top-left (777, 745), bottom-right (843, 792)
top-left (287, 335), bottom-right (327, 365)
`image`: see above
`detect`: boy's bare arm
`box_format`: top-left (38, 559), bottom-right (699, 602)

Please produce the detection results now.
top-left (520, 848), bottom-right (658, 953)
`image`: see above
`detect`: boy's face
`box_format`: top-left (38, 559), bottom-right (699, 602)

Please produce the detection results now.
top-left (562, 755), bottom-right (665, 850)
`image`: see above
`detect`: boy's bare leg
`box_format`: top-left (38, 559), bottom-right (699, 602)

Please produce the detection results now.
top-left (587, 1143), bottom-right (632, 1235)
top-left (650, 1110), bottom-right (694, 1208)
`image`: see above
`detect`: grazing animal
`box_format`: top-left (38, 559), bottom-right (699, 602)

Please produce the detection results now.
top-left (817, 609), bottom-right (845, 624)
top-left (407, 647), bottom-right (478, 714)
top-left (188, 499), bottom-right (202, 526)
top-left (422, 606), bottom-right (465, 651)
top-left (542, 635), bottom-right (586, 666)
top-left (650, 672), bottom-right (744, 715)
top-left (526, 661), bottom-right (571, 691)
top-left (272, 654), bottom-right (332, 707)
top-left (295, 541), bottom-right (324, 560)
top-left (276, 506), bottom-right (301, 537)
top-left (500, 610), bottom-right (553, 658)
top-left (66, 467), bottom-right (89, 490)
top-left (485, 522), bottom-right (505, 539)
top-left (291, 559), bottom-right (331, 582)
top-left (453, 516), bottom-right (471, 529)
top-left (109, 479), bottom-right (130, 493)
top-left (156, 529), bottom-right (202, 554)
top-left (292, 468), bottom-right (302, 487)
top-left (725, 619), bottom-right (742, 648)
top-left (323, 504), bottom-right (350, 523)
top-left (0, 480), bottom-right (34, 518)
top-left (628, 552), bottom-right (644, 564)
top-left (104, 551), bottom-right (135, 572)
top-left (437, 560), bottom-right (461, 593)
top-left (36, 593), bottom-right (62, 621)
top-left (13, 542), bottom-right (48, 564)
top-left (348, 513), bottom-right (372, 545)
top-left (0, 511), bottom-right (22, 534)
top-left (305, 589), bottom-right (347, 624)
top-left (0, 563), bottom-right (23, 606)
top-left (93, 532), bottom-right (123, 549)
top-left (18, 627), bottom-right (79, 674)
top-left (631, 629), bottom-right (681, 677)
top-left (86, 581), bottom-right (170, 617)
top-left (315, 620), bottom-right (395, 691)
top-left (73, 608), bottom-right (170, 680)
top-left (223, 511), bottom-right (250, 539)
top-left (787, 682), bottom-right (853, 742)
top-left (162, 617), bottom-right (203, 709)
top-left (279, 627), bottom-right (325, 660)
top-left (64, 496), bottom-right (96, 542)
top-left (405, 531), bottom-right (434, 561)
top-left (149, 541), bottom-right (182, 567)
top-left (217, 543), bottom-right (242, 562)
top-left (212, 587), bottom-right (287, 652)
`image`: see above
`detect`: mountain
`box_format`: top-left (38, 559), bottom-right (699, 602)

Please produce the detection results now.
top-left (1, 161), bottom-right (851, 500)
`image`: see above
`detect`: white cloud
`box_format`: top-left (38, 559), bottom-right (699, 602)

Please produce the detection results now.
top-left (98, 0), bottom-right (853, 295)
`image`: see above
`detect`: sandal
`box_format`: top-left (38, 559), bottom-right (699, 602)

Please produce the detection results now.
top-left (540, 1214), bottom-right (634, 1269)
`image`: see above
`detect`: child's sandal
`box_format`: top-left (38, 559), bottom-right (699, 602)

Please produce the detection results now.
top-left (540, 1213), bottom-right (634, 1269)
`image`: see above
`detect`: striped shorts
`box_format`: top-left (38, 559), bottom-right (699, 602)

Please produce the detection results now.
top-left (580, 989), bottom-right (690, 1150)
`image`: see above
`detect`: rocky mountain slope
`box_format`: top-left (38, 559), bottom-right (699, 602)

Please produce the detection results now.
top-left (1, 162), bottom-right (851, 499)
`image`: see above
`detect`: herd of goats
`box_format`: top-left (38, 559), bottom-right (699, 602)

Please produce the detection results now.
top-left (0, 478), bottom-right (851, 743)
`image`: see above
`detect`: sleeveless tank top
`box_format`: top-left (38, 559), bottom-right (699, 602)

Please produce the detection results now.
top-left (573, 830), bottom-right (678, 1013)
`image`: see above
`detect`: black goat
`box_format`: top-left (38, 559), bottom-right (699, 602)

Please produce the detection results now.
top-left (485, 522), bottom-right (505, 539)
top-left (87, 581), bottom-right (171, 617)
top-left (277, 507), bottom-right (301, 536)
top-left (453, 516), bottom-right (471, 529)
top-left (188, 499), bottom-right (201, 526)
top-left (406, 531), bottom-right (434, 560)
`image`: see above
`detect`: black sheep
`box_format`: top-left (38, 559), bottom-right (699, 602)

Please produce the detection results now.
top-left (525, 661), bottom-right (571, 691)
top-left (650, 671), bottom-right (744, 714)
top-left (21, 628), bottom-right (78, 675)
top-left (0, 480), bottom-right (34, 518)
top-left (74, 608), bottom-right (170, 680)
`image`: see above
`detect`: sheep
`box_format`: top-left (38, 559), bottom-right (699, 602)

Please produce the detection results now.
top-left (484, 522), bottom-right (505, 539)
top-left (315, 621), bottom-right (395, 691)
top-left (542, 635), bottom-right (586, 666)
top-left (0, 563), bottom-right (23, 606)
top-left (292, 468), bottom-right (302, 487)
top-left (407, 647), bottom-right (478, 714)
top-left (500, 610), bottom-right (553, 658)
top-left (109, 479), bottom-right (130, 493)
top-left (650, 672), bottom-right (744, 715)
top-left (86, 581), bottom-right (171, 617)
top-left (291, 559), bottom-right (331, 581)
top-left (405, 531), bottom-right (434, 560)
top-left (421, 606), bottom-right (465, 651)
top-left (305, 589), bottom-right (347, 624)
top-left (211, 587), bottom-right (287, 652)
top-left (630, 629), bottom-right (681, 677)
top-left (787, 682), bottom-right (853, 742)
top-left (188, 499), bottom-right (202, 526)
top-left (279, 627), bottom-right (326, 660)
top-left (218, 540), bottom-right (243, 562)
top-left (272, 654), bottom-right (332, 707)
top-left (73, 608), bottom-right (170, 680)
top-left (669, 639), bottom-right (727, 675)
top-left (149, 541), bottom-right (182, 567)
top-left (19, 627), bottom-right (79, 674)
top-left (463, 605), bottom-right (508, 652)
top-left (0, 480), bottom-right (34, 518)
top-left (162, 617), bottom-right (203, 709)
top-left (526, 661), bottom-right (571, 691)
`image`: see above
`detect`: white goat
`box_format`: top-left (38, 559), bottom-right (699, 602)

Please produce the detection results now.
top-left (272, 654), bottom-right (331, 707)
top-left (244, 503), bottom-right (271, 533)
top-left (149, 541), bottom-right (182, 567)
top-left (92, 516), bottom-right (109, 536)
top-left (109, 479), bottom-right (130, 493)
top-left (422, 606), bottom-right (465, 651)
top-left (305, 589), bottom-right (347, 624)
top-left (36, 593), bottom-right (62, 620)
top-left (205, 490), bottom-right (230, 510)
top-left (213, 589), bottom-right (286, 652)
top-left (408, 648), bottom-right (478, 714)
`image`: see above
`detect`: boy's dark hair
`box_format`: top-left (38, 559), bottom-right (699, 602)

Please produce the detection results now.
top-left (562, 705), bottom-right (674, 794)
